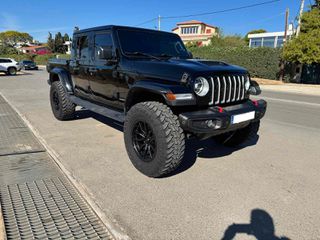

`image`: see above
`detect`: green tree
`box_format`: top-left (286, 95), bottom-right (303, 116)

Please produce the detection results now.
top-left (282, 7), bottom-right (320, 64)
top-left (54, 32), bottom-right (66, 53)
top-left (63, 33), bottom-right (70, 42)
top-left (244, 29), bottom-right (267, 44)
top-left (47, 32), bottom-right (55, 52)
top-left (0, 31), bottom-right (33, 48)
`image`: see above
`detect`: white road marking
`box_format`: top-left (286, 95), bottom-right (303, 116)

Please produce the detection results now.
top-left (253, 96), bottom-right (320, 107)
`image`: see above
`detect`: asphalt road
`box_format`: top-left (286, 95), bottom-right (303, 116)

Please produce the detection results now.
top-left (1, 70), bottom-right (319, 240)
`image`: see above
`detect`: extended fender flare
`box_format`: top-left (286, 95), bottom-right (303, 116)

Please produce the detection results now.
top-left (125, 80), bottom-right (196, 112)
top-left (125, 83), bottom-right (168, 112)
top-left (48, 68), bottom-right (74, 94)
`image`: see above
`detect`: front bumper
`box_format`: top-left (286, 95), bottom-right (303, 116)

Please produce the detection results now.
top-left (179, 99), bottom-right (267, 138)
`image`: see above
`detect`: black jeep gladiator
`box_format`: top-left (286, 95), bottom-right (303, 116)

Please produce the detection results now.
top-left (47, 25), bottom-right (266, 177)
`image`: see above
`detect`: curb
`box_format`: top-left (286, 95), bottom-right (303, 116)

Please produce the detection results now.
top-left (0, 202), bottom-right (7, 240)
top-left (0, 93), bottom-right (131, 240)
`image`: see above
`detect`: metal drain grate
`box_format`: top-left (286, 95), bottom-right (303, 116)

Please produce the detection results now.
top-left (0, 101), bottom-right (44, 156)
top-left (0, 178), bottom-right (113, 240)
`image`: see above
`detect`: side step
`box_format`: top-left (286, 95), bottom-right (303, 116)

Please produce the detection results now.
top-left (69, 96), bottom-right (125, 123)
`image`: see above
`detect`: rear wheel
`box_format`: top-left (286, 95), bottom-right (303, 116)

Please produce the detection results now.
top-left (215, 121), bottom-right (260, 147)
top-left (124, 102), bottom-right (185, 177)
top-left (7, 67), bottom-right (17, 76)
top-left (50, 81), bottom-right (75, 120)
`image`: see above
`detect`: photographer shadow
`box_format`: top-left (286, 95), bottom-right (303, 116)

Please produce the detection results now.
top-left (222, 209), bottom-right (290, 240)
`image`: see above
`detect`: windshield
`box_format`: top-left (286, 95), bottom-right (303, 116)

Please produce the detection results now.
top-left (117, 29), bottom-right (190, 59)
top-left (23, 61), bottom-right (33, 64)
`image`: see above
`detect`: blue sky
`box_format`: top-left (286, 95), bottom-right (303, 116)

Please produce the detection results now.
top-left (0, 0), bottom-right (308, 42)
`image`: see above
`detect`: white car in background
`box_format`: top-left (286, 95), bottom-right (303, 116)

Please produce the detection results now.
top-left (0, 58), bottom-right (22, 75)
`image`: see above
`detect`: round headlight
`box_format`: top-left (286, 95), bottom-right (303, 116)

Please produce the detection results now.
top-left (245, 76), bottom-right (251, 91)
top-left (194, 77), bottom-right (209, 97)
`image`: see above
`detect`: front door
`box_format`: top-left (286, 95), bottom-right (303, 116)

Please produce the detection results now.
top-left (71, 34), bottom-right (92, 100)
top-left (89, 31), bottom-right (118, 108)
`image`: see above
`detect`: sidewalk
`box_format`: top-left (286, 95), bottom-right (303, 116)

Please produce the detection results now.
top-left (253, 78), bottom-right (320, 96)
top-left (0, 94), bottom-right (115, 240)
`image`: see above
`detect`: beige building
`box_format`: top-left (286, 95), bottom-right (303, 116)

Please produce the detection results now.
top-left (172, 20), bottom-right (218, 46)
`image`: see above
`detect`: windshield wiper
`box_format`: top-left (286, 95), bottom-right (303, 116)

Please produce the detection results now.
top-left (125, 52), bottom-right (161, 61)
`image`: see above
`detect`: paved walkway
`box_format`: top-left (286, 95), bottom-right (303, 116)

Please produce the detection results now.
top-left (0, 94), bottom-right (114, 240)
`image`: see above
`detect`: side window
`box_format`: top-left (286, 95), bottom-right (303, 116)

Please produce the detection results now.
top-left (5, 59), bottom-right (12, 63)
top-left (78, 36), bottom-right (89, 59)
top-left (94, 33), bottom-right (113, 60)
top-left (0, 59), bottom-right (4, 63)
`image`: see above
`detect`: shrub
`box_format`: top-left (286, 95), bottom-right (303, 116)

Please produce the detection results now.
top-left (189, 46), bottom-right (281, 80)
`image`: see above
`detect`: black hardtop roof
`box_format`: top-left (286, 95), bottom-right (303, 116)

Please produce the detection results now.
top-left (74, 25), bottom-right (176, 36)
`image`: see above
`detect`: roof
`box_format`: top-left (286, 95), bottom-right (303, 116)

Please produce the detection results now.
top-left (248, 30), bottom-right (295, 38)
top-left (175, 20), bottom-right (217, 29)
top-left (21, 45), bottom-right (47, 50)
top-left (74, 25), bottom-right (175, 35)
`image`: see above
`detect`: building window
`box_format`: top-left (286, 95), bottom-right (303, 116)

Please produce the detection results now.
top-left (250, 37), bottom-right (262, 47)
top-left (276, 36), bottom-right (284, 48)
top-left (262, 37), bottom-right (275, 48)
top-left (181, 26), bottom-right (199, 35)
top-left (206, 29), bottom-right (211, 34)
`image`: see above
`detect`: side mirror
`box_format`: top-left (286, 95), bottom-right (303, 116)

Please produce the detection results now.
top-left (188, 51), bottom-right (193, 59)
top-left (98, 46), bottom-right (113, 60)
top-left (249, 80), bottom-right (261, 95)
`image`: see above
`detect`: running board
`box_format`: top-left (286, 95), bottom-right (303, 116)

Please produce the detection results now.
top-left (69, 96), bottom-right (125, 123)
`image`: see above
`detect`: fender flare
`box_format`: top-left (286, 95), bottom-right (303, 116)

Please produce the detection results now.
top-left (125, 80), bottom-right (195, 112)
top-left (48, 68), bottom-right (74, 94)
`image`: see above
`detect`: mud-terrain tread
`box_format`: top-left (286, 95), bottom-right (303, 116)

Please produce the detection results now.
top-left (50, 81), bottom-right (75, 120)
top-left (124, 101), bottom-right (185, 177)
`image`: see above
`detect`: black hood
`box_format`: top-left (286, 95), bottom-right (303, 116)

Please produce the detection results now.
top-left (131, 58), bottom-right (247, 82)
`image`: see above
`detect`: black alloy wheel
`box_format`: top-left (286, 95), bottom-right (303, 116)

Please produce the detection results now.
top-left (132, 121), bottom-right (156, 162)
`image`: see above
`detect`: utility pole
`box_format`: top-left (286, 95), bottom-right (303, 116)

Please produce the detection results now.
top-left (158, 15), bottom-right (161, 31)
top-left (296, 0), bottom-right (305, 36)
top-left (279, 8), bottom-right (289, 81)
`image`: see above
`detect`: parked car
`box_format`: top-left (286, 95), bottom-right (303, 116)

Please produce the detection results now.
top-left (47, 25), bottom-right (267, 177)
top-left (19, 60), bottom-right (39, 70)
top-left (0, 58), bottom-right (22, 75)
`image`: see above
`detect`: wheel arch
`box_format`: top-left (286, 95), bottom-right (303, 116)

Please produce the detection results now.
top-left (49, 68), bottom-right (74, 94)
top-left (125, 84), bottom-right (169, 113)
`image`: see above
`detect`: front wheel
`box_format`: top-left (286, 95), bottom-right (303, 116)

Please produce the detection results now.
top-left (124, 102), bottom-right (185, 177)
top-left (7, 67), bottom-right (17, 75)
top-left (215, 121), bottom-right (260, 147)
top-left (50, 81), bottom-right (75, 120)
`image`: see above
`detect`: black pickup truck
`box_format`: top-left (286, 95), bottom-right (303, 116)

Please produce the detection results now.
top-left (47, 25), bottom-right (266, 177)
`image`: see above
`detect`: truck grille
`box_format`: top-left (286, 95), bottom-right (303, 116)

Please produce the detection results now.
top-left (209, 75), bottom-right (248, 105)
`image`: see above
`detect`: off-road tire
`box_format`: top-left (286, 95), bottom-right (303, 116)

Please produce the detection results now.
top-left (215, 120), bottom-right (260, 147)
top-left (7, 67), bottom-right (17, 76)
top-left (50, 81), bottom-right (75, 120)
top-left (124, 101), bottom-right (185, 177)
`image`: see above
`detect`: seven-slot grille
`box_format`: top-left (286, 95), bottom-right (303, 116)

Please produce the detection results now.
top-left (209, 74), bottom-right (248, 105)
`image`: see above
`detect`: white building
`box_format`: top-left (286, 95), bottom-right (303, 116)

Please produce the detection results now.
top-left (248, 24), bottom-right (295, 48)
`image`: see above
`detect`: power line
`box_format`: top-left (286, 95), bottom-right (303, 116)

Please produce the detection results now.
top-left (162, 0), bottom-right (281, 19)
top-left (134, 0), bottom-right (281, 28)
top-left (134, 17), bottom-right (158, 27)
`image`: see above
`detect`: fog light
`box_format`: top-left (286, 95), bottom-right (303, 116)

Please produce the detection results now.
top-left (206, 120), bottom-right (215, 128)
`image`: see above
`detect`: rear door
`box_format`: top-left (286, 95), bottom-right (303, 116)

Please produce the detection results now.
top-left (89, 31), bottom-right (118, 107)
top-left (70, 33), bottom-right (93, 100)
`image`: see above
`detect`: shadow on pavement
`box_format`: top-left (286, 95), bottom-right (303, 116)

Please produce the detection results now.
top-left (74, 109), bottom-right (259, 177)
top-left (222, 209), bottom-right (290, 240)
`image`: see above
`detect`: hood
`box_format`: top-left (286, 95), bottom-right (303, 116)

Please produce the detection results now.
top-left (132, 58), bottom-right (247, 82)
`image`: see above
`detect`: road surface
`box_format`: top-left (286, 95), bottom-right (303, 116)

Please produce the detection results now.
top-left (0, 70), bottom-right (319, 239)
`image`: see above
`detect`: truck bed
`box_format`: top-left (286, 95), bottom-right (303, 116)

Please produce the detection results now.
top-left (47, 58), bottom-right (69, 72)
